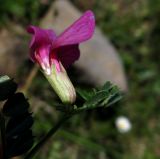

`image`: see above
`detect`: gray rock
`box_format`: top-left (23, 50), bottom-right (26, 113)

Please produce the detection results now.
top-left (40, 0), bottom-right (128, 91)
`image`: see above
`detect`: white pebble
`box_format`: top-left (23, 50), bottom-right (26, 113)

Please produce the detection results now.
top-left (115, 116), bottom-right (132, 133)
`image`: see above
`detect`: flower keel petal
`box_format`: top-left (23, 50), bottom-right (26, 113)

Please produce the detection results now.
top-left (35, 45), bottom-right (51, 75)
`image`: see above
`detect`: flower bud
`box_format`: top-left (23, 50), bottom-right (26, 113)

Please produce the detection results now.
top-left (43, 63), bottom-right (76, 104)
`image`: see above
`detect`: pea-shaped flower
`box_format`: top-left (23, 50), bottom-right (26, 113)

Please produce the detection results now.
top-left (27, 11), bottom-right (95, 104)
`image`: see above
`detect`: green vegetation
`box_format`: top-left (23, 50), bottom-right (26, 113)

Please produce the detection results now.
top-left (0, 0), bottom-right (51, 26)
top-left (1, 0), bottom-right (160, 158)
top-left (74, 0), bottom-right (160, 158)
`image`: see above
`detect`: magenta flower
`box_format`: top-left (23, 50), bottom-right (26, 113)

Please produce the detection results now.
top-left (27, 10), bottom-right (95, 104)
top-left (27, 10), bottom-right (95, 75)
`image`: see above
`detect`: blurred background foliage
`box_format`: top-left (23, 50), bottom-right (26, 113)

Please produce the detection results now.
top-left (0, 0), bottom-right (52, 26)
top-left (0, 0), bottom-right (160, 159)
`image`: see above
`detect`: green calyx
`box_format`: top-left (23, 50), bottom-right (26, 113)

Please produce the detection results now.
top-left (43, 63), bottom-right (76, 104)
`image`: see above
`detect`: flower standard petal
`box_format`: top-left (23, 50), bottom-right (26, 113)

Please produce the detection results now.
top-left (53, 10), bottom-right (95, 48)
top-left (50, 10), bottom-right (95, 69)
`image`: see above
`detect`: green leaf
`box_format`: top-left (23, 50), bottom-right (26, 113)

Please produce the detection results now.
top-left (102, 81), bottom-right (114, 90)
top-left (99, 84), bottom-right (122, 107)
top-left (75, 82), bottom-right (122, 113)
top-left (0, 75), bottom-right (17, 101)
top-left (83, 90), bottom-right (109, 108)
top-left (76, 87), bottom-right (96, 100)
top-left (56, 82), bottom-right (121, 114)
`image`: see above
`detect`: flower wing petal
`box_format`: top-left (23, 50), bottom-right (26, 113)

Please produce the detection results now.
top-left (56, 45), bottom-right (80, 68)
top-left (53, 10), bottom-right (95, 48)
top-left (27, 25), bottom-right (56, 61)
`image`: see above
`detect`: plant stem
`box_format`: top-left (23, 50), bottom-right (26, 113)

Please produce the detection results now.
top-left (21, 64), bottom-right (39, 94)
top-left (24, 114), bottom-right (71, 159)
